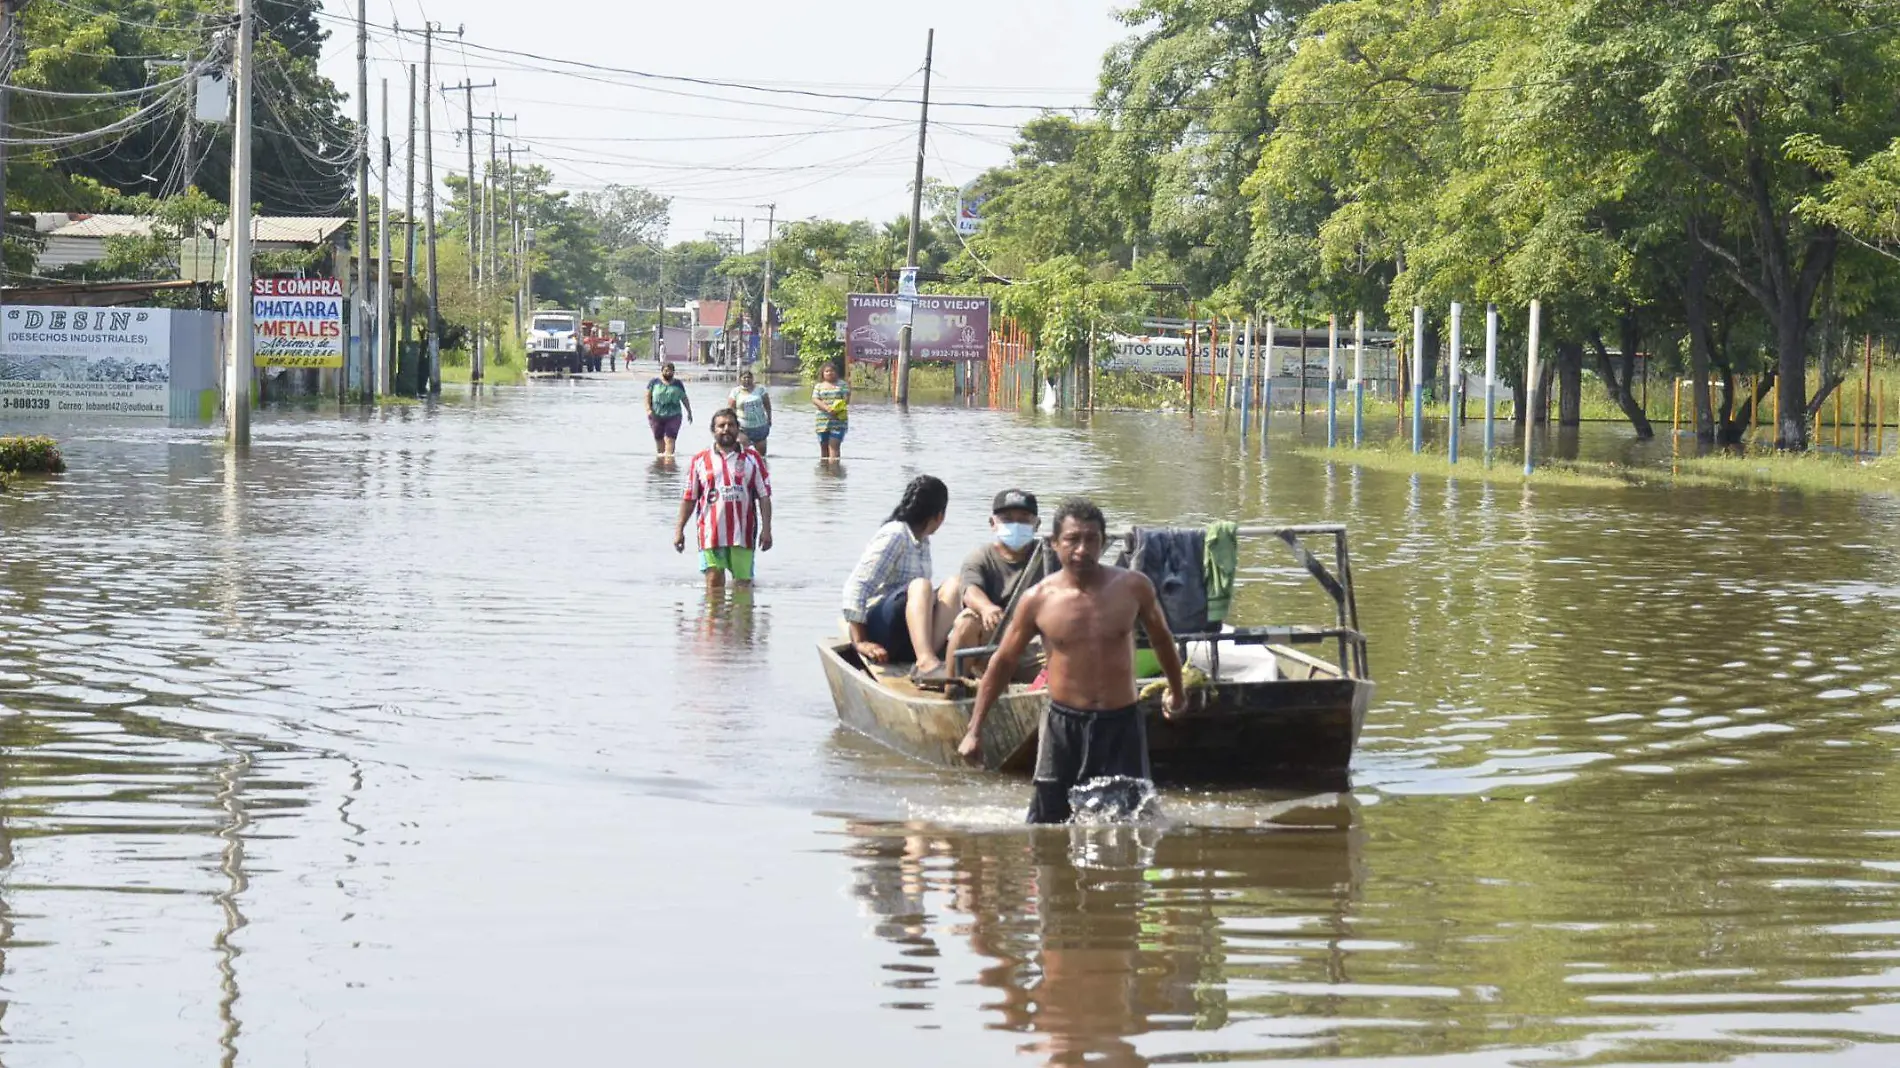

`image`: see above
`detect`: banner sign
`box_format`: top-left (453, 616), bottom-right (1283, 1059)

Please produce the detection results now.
top-left (0, 306), bottom-right (170, 417)
top-left (846, 294), bottom-right (990, 362)
top-left (1099, 334), bottom-right (1334, 377)
top-left (254, 277), bottom-right (344, 367)
top-left (956, 183), bottom-right (986, 236)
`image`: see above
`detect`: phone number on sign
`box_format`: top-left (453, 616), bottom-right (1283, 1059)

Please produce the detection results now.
top-left (1, 396), bottom-right (51, 410)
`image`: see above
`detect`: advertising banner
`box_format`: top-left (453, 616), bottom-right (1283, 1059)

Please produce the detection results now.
top-left (0, 305), bottom-right (171, 417)
top-left (846, 294), bottom-right (990, 363)
top-left (254, 277), bottom-right (344, 367)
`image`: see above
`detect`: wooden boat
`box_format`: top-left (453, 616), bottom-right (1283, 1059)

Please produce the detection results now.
top-left (819, 523), bottom-right (1375, 789)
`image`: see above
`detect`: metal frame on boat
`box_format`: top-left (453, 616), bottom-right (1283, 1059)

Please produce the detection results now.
top-left (819, 523), bottom-right (1374, 789)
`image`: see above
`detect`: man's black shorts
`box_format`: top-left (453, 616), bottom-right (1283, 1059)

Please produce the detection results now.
top-left (1027, 701), bottom-right (1150, 824)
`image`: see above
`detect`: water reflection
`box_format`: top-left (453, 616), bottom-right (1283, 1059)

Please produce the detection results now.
top-left (842, 805), bottom-right (1364, 1065)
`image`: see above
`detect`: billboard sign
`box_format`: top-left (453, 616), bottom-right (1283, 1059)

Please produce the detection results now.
top-left (956, 183), bottom-right (986, 236)
top-left (846, 294), bottom-right (990, 362)
top-left (0, 306), bottom-right (171, 417)
top-left (253, 277), bottom-right (344, 367)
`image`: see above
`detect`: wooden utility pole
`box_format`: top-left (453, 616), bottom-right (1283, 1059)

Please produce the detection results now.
top-left (401, 64), bottom-right (416, 351)
top-left (376, 77), bottom-right (391, 396)
top-left (443, 77), bottom-right (493, 380)
top-left (895, 28), bottom-right (934, 406)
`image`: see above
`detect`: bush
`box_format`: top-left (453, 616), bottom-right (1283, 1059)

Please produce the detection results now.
top-left (0, 436), bottom-right (65, 475)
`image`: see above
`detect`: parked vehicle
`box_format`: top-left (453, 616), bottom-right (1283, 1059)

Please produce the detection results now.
top-left (526, 311), bottom-right (583, 374)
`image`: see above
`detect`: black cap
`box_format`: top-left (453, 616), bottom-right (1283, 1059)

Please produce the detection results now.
top-left (992, 489), bottom-right (1038, 515)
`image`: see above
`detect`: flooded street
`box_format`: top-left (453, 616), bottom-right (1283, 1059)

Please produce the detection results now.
top-left (3, 372), bottom-right (1900, 1066)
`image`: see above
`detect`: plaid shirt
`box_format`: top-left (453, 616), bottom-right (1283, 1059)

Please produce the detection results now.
top-left (842, 520), bottom-right (931, 623)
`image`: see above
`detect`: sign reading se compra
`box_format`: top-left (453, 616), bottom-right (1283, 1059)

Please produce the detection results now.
top-left (254, 277), bottom-right (344, 368)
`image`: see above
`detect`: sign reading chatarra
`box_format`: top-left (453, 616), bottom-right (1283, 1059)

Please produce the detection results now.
top-left (845, 294), bottom-right (991, 363)
top-left (253, 277), bottom-right (345, 367)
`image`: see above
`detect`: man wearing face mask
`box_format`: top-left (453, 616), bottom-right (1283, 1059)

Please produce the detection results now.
top-left (944, 489), bottom-right (1059, 676)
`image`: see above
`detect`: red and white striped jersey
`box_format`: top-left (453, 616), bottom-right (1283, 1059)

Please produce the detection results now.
top-left (683, 446), bottom-right (771, 549)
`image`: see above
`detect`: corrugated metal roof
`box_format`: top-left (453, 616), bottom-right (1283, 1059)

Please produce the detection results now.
top-left (40, 214), bottom-right (350, 243)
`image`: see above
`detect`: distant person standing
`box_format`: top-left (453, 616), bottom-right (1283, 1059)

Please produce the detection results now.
top-left (812, 359), bottom-right (851, 460)
top-left (727, 369), bottom-right (773, 456)
top-left (646, 362), bottom-right (692, 458)
top-left (674, 408), bottom-right (773, 589)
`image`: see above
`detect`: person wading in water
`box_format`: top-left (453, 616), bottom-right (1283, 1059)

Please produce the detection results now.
top-left (674, 408), bottom-right (773, 589)
top-left (957, 498), bottom-right (1186, 824)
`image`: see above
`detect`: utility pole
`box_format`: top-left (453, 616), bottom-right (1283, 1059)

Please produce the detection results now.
top-left (442, 79), bottom-right (492, 381)
top-left (712, 216), bottom-right (745, 364)
top-left (896, 28), bottom-right (934, 406)
top-left (0, 0), bottom-right (32, 288)
top-left (401, 64), bottom-right (416, 352)
top-left (507, 144), bottom-right (525, 340)
top-left (755, 203), bottom-right (776, 369)
top-left (481, 114), bottom-right (512, 371)
top-left (225, 0), bottom-right (255, 446)
top-left (352, 0), bottom-right (370, 402)
top-left (377, 77), bottom-right (391, 397)
top-left (423, 26), bottom-right (456, 396)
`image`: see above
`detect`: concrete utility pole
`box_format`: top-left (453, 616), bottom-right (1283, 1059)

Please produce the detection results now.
top-left (755, 202), bottom-right (776, 368)
top-left (377, 77), bottom-right (391, 397)
top-left (352, 0), bottom-right (370, 402)
top-left (401, 64), bottom-right (416, 352)
top-left (506, 144), bottom-right (520, 340)
top-left (0, 0), bottom-right (35, 288)
top-left (481, 113), bottom-right (512, 374)
top-left (225, 0), bottom-right (255, 446)
top-left (442, 78), bottom-right (493, 382)
top-left (896, 28), bottom-right (934, 406)
top-left (423, 26), bottom-right (457, 395)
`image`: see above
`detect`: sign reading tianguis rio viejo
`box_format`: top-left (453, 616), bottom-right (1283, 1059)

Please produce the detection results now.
top-left (845, 294), bottom-right (990, 363)
top-left (253, 277), bottom-right (344, 367)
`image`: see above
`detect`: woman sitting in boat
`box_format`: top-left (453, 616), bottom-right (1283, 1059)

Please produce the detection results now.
top-left (841, 474), bottom-right (962, 678)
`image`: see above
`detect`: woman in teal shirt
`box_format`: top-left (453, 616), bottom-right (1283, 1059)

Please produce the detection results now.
top-left (646, 362), bottom-right (693, 458)
top-left (811, 360), bottom-right (850, 460)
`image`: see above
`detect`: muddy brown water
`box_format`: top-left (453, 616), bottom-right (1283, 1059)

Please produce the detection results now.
top-left (2, 371), bottom-right (1899, 1065)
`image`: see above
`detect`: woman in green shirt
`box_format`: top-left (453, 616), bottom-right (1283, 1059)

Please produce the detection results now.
top-left (811, 359), bottom-right (851, 460)
top-left (646, 362), bottom-right (693, 458)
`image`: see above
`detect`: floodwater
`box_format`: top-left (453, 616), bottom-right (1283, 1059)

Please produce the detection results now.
top-left (2, 370), bottom-right (1899, 1066)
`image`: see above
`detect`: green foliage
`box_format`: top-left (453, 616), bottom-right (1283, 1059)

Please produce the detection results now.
top-left (0, 436), bottom-right (67, 475)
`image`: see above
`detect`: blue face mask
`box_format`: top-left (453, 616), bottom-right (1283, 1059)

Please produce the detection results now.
top-left (995, 522), bottom-right (1037, 552)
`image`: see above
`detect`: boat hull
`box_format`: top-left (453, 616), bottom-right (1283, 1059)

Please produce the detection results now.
top-left (819, 642), bottom-right (1372, 788)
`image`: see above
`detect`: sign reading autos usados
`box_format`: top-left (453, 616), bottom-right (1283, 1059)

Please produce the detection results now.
top-left (254, 277), bottom-right (344, 367)
top-left (0, 306), bottom-right (171, 417)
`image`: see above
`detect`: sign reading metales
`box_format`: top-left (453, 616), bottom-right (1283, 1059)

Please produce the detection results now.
top-left (253, 276), bottom-right (344, 367)
top-left (0, 305), bottom-right (171, 418)
top-left (845, 294), bottom-right (990, 363)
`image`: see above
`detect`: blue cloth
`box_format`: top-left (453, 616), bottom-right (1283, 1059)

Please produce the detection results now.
top-left (864, 587), bottom-right (914, 662)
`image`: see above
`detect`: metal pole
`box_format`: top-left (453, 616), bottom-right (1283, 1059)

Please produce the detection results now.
top-left (1352, 311), bottom-right (1366, 447)
top-left (895, 28), bottom-right (933, 406)
top-left (401, 64), bottom-right (416, 350)
top-left (1483, 303), bottom-right (1499, 460)
top-left (1239, 316), bottom-right (1252, 442)
top-left (423, 30), bottom-right (441, 395)
top-left (353, 0), bottom-right (369, 402)
top-left (1411, 305), bottom-right (1426, 453)
top-left (0, 0), bottom-right (22, 288)
top-left (225, 0), bottom-right (255, 446)
top-left (1326, 314), bottom-right (1338, 448)
top-left (376, 77), bottom-right (390, 399)
top-left (1447, 302), bottom-right (1462, 463)
top-left (1261, 318), bottom-right (1274, 445)
top-left (1524, 299), bottom-right (1542, 476)
top-left (508, 144), bottom-right (520, 342)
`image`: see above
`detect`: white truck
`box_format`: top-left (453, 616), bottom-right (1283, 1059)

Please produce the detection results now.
top-left (526, 310), bottom-right (583, 374)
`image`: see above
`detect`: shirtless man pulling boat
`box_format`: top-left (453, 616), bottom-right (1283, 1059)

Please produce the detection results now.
top-left (957, 498), bottom-right (1187, 824)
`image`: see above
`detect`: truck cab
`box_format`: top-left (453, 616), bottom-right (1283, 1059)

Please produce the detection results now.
top-left (526, 311), bottom-right (583, 374)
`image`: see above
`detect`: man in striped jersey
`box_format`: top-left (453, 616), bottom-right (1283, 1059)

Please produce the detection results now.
top-left (673, 408), bottom-right (774, 589)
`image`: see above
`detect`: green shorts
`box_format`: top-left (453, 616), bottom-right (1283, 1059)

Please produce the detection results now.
top-left (699, 546), bottom-right (756, 580)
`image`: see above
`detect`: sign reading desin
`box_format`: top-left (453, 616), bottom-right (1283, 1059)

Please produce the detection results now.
top-left (0, 306), bottom-right (171, 417)
top-left (254, 276), bottom-right (344, 367)
top-left (846, 294), bottom-right (991, 362)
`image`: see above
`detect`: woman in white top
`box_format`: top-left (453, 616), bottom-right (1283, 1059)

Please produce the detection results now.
top-left (726, 369), bottom-right (773, 455)
top-left (840, 474), bottom-right (962, 676)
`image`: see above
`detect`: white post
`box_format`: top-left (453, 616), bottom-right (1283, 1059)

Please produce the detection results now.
top-left (1524, 299), bottom-right (1542, 475)
top-left (1326, 314), bottom-right (1338, 447)
top-left (225, 0), bottom-right (254, 446)
top-left (1352, 310), bottom-right (1365, 447)
top-left (1411, 305), bottom-right (1426, 453)
top-left (1448, 302), bottom-right (1463, 462)
top-left (1483, 302), bottom-right (1499, 457)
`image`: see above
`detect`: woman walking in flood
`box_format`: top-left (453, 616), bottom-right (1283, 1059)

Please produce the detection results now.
top-left (812, 360), bottom-right (850, 460)
top-left (647, 362), bottom-right (692, 458)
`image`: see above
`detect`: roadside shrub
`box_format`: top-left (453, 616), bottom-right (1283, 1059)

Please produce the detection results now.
top-left (0, 436), bottom-right (65, 474)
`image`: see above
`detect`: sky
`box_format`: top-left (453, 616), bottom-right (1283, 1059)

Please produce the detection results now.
top-left (314, 0), bottom-right (1134, 245)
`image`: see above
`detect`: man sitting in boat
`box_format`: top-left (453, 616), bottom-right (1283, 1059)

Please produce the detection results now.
top-left (944, 488), bottom-right (1059, 676)
top-left (841, 475), bottom-right (963, 678)
top-left (958, 498), bottom-right (1187, 824)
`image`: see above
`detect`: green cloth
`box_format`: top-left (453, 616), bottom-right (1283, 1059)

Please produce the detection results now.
top-left (1204, 520), bottom-right (1239, 623)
